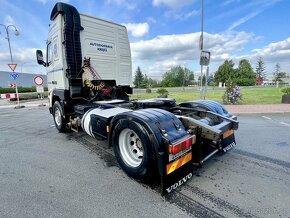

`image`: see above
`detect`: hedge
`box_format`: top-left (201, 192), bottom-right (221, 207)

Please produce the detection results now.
top-left (0, 86), bottom-right (48, 94)
top-left (233, 78), bottom-right (256, 86)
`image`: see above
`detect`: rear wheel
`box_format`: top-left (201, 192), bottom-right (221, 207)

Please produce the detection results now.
top-left (112, 119), bottom-right (155, 181)
top-left (53, 101), bottom-right (67, 133)
top-left (119, 128), bottom-right (144, 168)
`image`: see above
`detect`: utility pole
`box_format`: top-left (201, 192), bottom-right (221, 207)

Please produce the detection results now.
top-left (199, 0), bottom-right (210, 100)
top-left (199, 0), bottom-right (204, 99)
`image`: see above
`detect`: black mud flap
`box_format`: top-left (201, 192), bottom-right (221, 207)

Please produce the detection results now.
top-left (221, 133), bottom-right (236, 153)
top-left (161, 161), bottom-right (193, 195)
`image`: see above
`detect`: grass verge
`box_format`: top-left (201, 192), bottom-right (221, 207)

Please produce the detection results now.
top-left (130, 87), bottom-right (285, 104)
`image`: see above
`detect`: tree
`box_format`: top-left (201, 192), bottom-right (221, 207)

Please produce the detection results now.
top-left (161, 68), bottom-right (177, 87)
top-left (255, 57), bottom-right (266, 85)
top-left (236, 59), bottom-right (255, 79)
top-left (160, 66), bottom-right (194, 87)
top-left (142, 74), bottom-right (149, 88)
top-left (188, 70), bottom-right (195, 81)
top-left (184, 68), bottom-right (194, 86)
top-left (234, 59), bottom-right (256, 86)
top-left (214, 60), bottom-right (235, 84)
top-left (148, 78), bottom-right (159, 88)
top-left (133, 66), bottom-right (144, 88)
top-left (146, 77), bottom-right (153, 88)
top-left (273, 63), bottom-right (284, 82)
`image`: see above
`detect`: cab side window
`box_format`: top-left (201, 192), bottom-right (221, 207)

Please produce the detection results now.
top-left (47, 42), bottom-right (53, 66)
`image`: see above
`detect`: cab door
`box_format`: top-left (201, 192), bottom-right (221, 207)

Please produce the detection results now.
top-left (46, 40), bottom-right (55, 92)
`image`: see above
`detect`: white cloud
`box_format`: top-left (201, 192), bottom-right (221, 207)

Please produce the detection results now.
top-left (131, 31), bottom-right (255, 61)
top-left (250, 38), bottom-right (290, 66)
top-left (0, 47), bottom-right (41, 63)
top-left (220, 37), bottom-right (290, 74)
top-left (123, 23), bottom-right (149, 38)
top-left (3, 15), bottom-right (16, 26)
top-left (253, 38), bottom-right (290, 54)
top-left (131, 31), bottom-right (257, 76)
top-left (165, 9), bottom-right (199, 21)
top-left (105, 0), bottom-right (137, 10)
top-left (0, 47), bottom-right (46, 74)
top-left (152, 0), bottom-right (194, 8)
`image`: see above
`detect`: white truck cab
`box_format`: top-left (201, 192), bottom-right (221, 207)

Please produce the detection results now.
top-left (37, 2), bottom-right (132, 110)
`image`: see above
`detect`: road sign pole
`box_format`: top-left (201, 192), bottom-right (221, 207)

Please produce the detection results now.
top-left (14, 82), bottom-right (24, 109)
top-left (34, 75), bottom-right (46, 107)
top-left (15, 82), bottom-right (20, 107)
top-left (8, 65), bottom-right (25, 109)
top-left (204, 66), bottom-right (209, 99)
top-left (200, 65), bottom-right (204, 100)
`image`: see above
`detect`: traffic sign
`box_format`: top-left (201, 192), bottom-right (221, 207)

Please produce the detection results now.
top-left (9, 83), bottom-right (16, 88)
top-left (34, 76), bottom-right (44, 86)
top-left (8, 64), bottom-right (17, 72)
top-left (36, 86), bottom-right (44, 93)
top-left (10, 73), bottom-right (19, 80)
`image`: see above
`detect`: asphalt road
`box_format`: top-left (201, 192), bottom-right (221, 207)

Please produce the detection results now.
top-left (0, 107), bottom-right (289, 218)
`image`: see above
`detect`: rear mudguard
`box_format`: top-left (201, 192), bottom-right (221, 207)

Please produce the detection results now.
top-left (179, 100), bottom-right (232, 118)
top-left (109, 108), bottom-right (193, 195)
top-left (109, 108), bottom-right (190, 176)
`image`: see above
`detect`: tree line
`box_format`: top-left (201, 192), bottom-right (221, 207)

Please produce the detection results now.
top-left (214, 57), bottom-right (286, 86)
top-left (133, 57), bottom-right (287, 88)
top-left (133, 66), bottom-right (194, 88)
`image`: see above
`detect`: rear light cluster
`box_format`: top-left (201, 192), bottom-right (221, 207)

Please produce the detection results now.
top-left (168, 137), bottom-right (192, 155)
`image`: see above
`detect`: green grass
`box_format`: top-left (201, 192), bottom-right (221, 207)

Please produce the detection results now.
top-left (130, 87), bottom-right (285, 104)
top-left (0, 87), bottom-right (48, 94)
top-left (1, 86), bottom-right (284, 104)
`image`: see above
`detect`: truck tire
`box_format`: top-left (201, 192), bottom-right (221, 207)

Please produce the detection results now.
top-left (112, 119), bottom-right (155, 181)
top-left (53, 101), bottom-right (67, 133)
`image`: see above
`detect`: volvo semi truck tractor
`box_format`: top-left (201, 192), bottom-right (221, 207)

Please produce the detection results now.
top-left (36, 2), bottom-right (238, 195)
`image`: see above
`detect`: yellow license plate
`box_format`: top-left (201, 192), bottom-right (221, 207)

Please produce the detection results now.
top-left (223, 129), bottom-right (234, 139)
top-left (166, 153), bottom-right (192, 175)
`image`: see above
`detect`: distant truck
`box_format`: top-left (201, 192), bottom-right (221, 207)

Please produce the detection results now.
top-left (36, 2), bottom-right (238, 194)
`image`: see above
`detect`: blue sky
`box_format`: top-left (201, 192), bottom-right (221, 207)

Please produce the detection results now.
top-left (0, 0), bottom-right (289, 79)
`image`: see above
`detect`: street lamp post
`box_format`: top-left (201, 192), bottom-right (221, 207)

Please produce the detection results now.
top-left (0, 24), bottom-right (19, 64)
top-left (0, 23), bottom-right (22, 109)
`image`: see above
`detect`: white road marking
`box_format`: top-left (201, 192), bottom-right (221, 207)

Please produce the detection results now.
top-left (280, 122), bottom-right (290, 127)
top-left (0, 113), bottom-right (10, 116)
top-left (262, 116), bottom-right (272, 120)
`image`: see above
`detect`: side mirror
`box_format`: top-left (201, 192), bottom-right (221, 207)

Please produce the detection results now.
top-left (36, 50), bottom-right (46, 67)
top-left (200, 50), bottom-right (211, 66)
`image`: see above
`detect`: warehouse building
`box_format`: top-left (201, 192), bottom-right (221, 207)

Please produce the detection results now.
top-left (0, 71), bottom-right (47, 88)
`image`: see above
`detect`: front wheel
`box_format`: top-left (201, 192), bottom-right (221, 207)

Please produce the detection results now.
top-left (53, 101), bottom-right (67, 133)
top-left (112, 120), bottom-right (156, 181)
